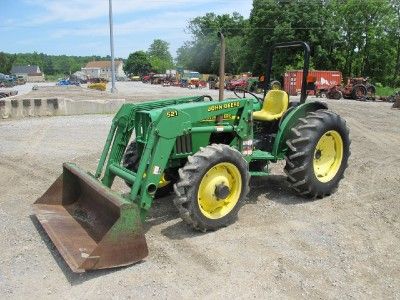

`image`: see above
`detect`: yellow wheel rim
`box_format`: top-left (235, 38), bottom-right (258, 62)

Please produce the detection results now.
top-left (313, 130), bottom-right (344, 183)
top-left (197, 162), bottom-right (242, 219)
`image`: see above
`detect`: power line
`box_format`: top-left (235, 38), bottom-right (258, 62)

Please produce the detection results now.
top-left (0, 25), bottom-right (389, 30)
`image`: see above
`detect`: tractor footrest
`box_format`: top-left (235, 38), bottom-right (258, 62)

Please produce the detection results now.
top-left (250, 171), bottom-right (269, 177)
top-left (251, 150), bottom-right (275, 160)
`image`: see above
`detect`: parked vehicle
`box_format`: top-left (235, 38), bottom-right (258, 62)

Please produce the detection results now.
top-left (131, 76), bottom-right (141, 81)
top-left (56, 79), bottom-right (80, 86)
top-left (340, 77), bottom-right (376, 100)
top-left (226, 78), bottom-right (248, 91)
top-left (87, 82), bottom-right (106, 91)
top-left (0, 73), bottom-right (16, 87)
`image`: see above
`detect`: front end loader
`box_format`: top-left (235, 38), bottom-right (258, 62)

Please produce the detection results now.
top-left (33, 41), bottom-right (350, 272)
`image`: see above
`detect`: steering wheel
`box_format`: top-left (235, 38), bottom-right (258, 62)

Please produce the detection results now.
top-left (233, 88), bottom-right (263, 104)
top-left (202, 95), bottom-right (214, 101)
top-left (195, 95), bottom-right (214, 102)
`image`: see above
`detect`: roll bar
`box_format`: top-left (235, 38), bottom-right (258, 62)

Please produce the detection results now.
top-left (264, 41), bottom-right (310, 104)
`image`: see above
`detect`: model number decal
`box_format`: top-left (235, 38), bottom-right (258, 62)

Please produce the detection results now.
top-left (166, 110), bottom-right (178, 118)
top-left (207, 101), bottom-right (240, 112)
top-left (202, 114), bottom-right (236, 121)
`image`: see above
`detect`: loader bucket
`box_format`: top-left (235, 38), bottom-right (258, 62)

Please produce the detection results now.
top-left (33, 163), bottom-right (148, 273)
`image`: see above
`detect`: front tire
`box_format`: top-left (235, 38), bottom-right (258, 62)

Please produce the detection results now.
top-left (123, 140), bottom-right (174, 198)
top-left (174, 144), bottom-right (249, 231)
top-left (284, 109), bottom-right (350, 198)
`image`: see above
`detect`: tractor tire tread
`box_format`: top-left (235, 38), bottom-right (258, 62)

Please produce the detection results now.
top-left (284, 109), bottom-right (351, 198)
top-left (174, 144), bottom-right (249, 231)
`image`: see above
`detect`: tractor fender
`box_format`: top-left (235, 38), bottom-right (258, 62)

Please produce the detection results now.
top-left (272, 101), bottom-right (328, 157)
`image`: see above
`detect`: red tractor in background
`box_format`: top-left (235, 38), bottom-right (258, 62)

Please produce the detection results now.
top-left (339, 77), bottom-right (376, 100)
top-left (141, 73), bottom-right (155, 83)
top-left (226, 78), bottom-right (248, 91)
top-left (315, 76), bottom-right (376, 101)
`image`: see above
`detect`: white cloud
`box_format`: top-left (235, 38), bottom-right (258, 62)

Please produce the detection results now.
top-left (25, 0), bottom-right (146, 23)
top-left (24, 0), bottom-right (249, 24)
top-left (50, 10), bottom-right (197, 38)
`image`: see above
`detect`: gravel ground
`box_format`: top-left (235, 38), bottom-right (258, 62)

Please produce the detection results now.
top-left (9, 81), bottom-right (239, 102)
top-left (0, 88), bottom-right (399, 299)
top-left (0, 82), bottom-right (55, 97)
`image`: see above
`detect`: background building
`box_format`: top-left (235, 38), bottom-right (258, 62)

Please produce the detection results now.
top-left (81, 60), bottom-right (126, 81)
top-left (10, 65), bottom-right (45, 82)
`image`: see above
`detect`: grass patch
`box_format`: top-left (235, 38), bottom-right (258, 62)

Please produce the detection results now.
top-left (376, 86), bottom-right (399, 96)
top-left (45, 74), bottom-right (65, 82)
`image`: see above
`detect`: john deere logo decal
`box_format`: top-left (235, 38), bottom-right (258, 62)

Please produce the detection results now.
top-left (207, 101), bottom-right (240, 112)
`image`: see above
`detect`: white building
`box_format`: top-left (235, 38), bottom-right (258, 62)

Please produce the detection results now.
top-left (81, 60), bottom-right (126, 81)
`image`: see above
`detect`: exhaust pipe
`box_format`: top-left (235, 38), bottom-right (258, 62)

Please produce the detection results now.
top-left (218, 31), bottom-right (225, 102)
top-left (217, 31), bottom-right (225, 123)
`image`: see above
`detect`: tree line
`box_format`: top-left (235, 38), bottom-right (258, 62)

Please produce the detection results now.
top-left (0, 52), bottom-right (115, 77)
top-left (0, 39), bottom-right (174, 78)
top-left (1, 0), bottom-right (399, 87)
top-left (176, 0), bottom-right (400, 87)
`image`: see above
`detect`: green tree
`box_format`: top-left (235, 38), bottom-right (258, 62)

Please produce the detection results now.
top-left (0, 52), bottom-right (15, 74)
top-left (243, 0), bottom-right (398, 86)
top-left (389, 0), bottom-right (400, 85)
top-left (0, 52), bottom-right (124, 77)
top-left (147, 39), bottom-right (173, 73)
top-left (331, 0), bottom-right (394, 83)
top-left (245, 0), bottom-right (335, 77)
top-left (176, 12), bottom-right (247, 74)
top-left (124, 51), bottom-right (151, 76)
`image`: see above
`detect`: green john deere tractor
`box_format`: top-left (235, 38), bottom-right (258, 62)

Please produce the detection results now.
top-left (33, 41), bottom-right (350, 273)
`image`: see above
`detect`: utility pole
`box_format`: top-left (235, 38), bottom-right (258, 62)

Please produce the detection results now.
top-left (108, 0), bottom-right (116, 93)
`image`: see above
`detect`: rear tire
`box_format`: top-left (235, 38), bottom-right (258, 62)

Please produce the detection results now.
top-left (284, 109), bottom-right (350, 198)
top-left (367, 85), bottom-right (376, 95)
top-left (174, 144), bottom-right (249, 231)
top-left (352, 84), bottom-right (367, 100)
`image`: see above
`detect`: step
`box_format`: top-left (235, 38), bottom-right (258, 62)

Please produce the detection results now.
top-left (250, 171), bottom-right (269, 177)
top-left (251, 150), bottom-right (275, 160)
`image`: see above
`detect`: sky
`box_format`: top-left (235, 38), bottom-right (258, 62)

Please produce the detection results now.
top-left (0, 0), bottom-right (252, 58)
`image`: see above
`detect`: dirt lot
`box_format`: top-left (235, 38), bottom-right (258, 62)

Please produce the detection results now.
top-left (0, 84), bottom-right (399, 299)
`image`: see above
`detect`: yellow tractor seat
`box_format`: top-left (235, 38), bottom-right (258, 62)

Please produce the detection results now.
top-left (253, 90), bottom-right (289, 121)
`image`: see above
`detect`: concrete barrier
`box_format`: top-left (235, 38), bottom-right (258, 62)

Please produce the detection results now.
top-left (0, 98), bottom-right (125, 119)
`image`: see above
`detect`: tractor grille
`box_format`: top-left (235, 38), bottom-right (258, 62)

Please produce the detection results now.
top-left (175, 134), bottom-right (192, 154)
